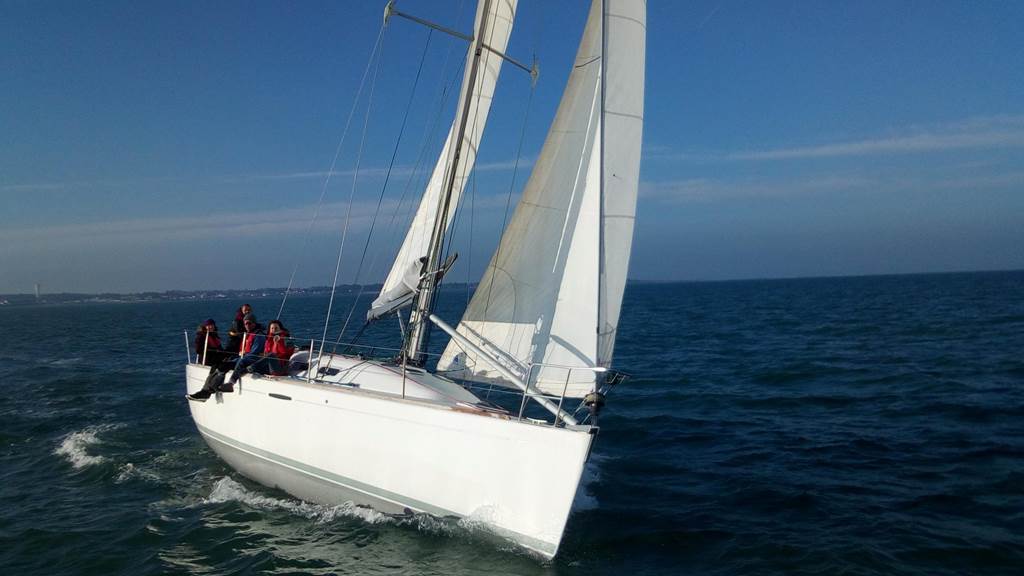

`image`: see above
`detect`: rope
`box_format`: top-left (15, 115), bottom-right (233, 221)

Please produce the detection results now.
top-left (277, 24), bottom-right (387, 320)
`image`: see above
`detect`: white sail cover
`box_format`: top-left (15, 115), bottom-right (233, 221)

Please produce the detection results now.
top-left (436, 0), bottom-right (645, 397)
top-left (370, 0), bottom-right (517, 320)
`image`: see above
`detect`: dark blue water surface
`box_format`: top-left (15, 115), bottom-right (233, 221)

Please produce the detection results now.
top-left (2, 271), bottom-right (1022, 575)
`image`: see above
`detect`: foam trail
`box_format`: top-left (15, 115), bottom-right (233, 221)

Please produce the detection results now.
top-left (54, 424), bottom-right (120, 469)
top-left (205, 477), bottom-right (389, 524)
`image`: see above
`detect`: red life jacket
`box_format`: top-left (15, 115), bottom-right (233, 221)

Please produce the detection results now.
top-left (194, 332), bottom-right (221, 359)
top-left (264, 329), bottom-right (295, 375)
top-left (265, 330), bottom-right (294, 357)
top-left (242, 330), bottom-right (262, 354)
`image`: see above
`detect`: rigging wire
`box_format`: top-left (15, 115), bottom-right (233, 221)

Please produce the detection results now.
top-left (332, 29), bottom-right (436, 347)
top-left (319, 30), bottom-right (386, 360)
top-left (439, 0), bottom-right (505, 278)
top-left (382, 0), bottom-right (468, 256)
top-left (276, 24), bottom-right (387, 320)
top-left (373, 26), bottom-right (467, 295)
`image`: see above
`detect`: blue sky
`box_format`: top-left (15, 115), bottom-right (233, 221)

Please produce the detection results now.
top-left (2, 0), bottom-right (1022, 293)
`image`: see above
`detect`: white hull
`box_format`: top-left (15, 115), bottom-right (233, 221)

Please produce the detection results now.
top-left (185, 361), bottom-right (594, 558)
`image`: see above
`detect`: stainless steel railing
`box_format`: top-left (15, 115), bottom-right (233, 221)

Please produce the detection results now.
top-left (182, 329), bottom-right (627, 427)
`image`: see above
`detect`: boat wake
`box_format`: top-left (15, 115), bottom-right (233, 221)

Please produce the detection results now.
top-left (205, 477), bottom-right (390, 525)
top-left (203, 476), bottom-right (508, 543)
top-left (54, 424), bottom-right (121, 469)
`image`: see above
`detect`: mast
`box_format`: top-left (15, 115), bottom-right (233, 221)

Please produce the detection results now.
top-left (405, 0), bottom-right (494, 365)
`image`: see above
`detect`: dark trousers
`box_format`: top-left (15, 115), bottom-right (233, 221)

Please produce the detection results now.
top-left (228, 355), bottom-right (272, 385)
top-left (201, 356), bottom-right (238, 393)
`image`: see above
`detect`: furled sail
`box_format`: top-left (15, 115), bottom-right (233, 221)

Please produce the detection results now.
top-left (369, 0), bottom-right (517, 321)
top-left (436, 0), bottom-right (646, 397)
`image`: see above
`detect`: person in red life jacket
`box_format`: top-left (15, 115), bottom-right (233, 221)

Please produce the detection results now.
top-left (188, 313), bottom-right (265, 402)
top-left (188, 319), bottom-right (239, 402)
top-left (225, 313), bottom-right (266, 388)
top-left (193, 319), bottom-right (224, 366)
top-left (263, 320), bottom-right (296, 376)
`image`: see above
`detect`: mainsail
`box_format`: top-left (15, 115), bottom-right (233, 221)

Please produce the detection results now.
top-left (369, 0), bottom-right (518, 321)
top-left (436, 0), bottom-right (646, 397)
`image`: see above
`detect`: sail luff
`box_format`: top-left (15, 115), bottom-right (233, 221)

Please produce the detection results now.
top-left (369, 0), bottom-right (518, 323)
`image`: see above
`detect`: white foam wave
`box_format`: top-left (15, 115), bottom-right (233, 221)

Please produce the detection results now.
top-left (116, 462), bottom-right (136, 481)
top-left (54, 424), bottom-right (120, 469)
top-left (205, 477), bottom-right (389, 524)
top-left (116, 462), bottom-right (162, 483)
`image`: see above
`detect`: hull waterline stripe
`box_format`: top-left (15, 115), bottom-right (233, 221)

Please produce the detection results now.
top-left (195, 423), bottom-right (558, 557)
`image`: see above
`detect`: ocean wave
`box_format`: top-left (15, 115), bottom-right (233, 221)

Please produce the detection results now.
top-left (53, 424), bottom-right (121, 469)
top-left (47, 356), bottom-right (84, 366)
top-left (115, 462), bottom-right (163, 484)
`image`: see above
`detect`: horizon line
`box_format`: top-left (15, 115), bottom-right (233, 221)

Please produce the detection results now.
top-left (4, 267), bottom-right (1021, 298)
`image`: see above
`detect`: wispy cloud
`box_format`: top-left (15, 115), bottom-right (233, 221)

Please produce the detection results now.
top-left (641, 175), bottom-right (873, 202)
top-left (642, 168), bottom-right (1024, 204)
top-left (0, 183), bottom-right (66, 192)
top-left (0, 200), bottom-right (389, 249)
top-left (1, 156), bottom-right (535, 193)
top-left (649, 114), bottom-right (1024, 162)
top-left (474, 156), bottom-right (534, 172)
top-left (0, 185), bottom-right (521, 252)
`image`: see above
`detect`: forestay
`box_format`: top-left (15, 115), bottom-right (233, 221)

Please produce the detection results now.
top-left (369, 0), bottom-right (518, 321)
top-left (436, 0), bottom-right (646, 397)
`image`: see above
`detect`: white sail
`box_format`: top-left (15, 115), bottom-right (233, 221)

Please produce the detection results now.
top-left (436, 0), bottom-right (646, 397)
top-left (598, 0), bottom-right (646, 365)
top-left (369, 0), bottom-right (517, 320)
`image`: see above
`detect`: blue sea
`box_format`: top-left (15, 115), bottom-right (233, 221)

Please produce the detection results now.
top-left (2, 271), bottom-right (1022, 575)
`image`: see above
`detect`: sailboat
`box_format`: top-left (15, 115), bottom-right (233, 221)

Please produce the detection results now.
top-left (185, 0), bottom-right (644, 559)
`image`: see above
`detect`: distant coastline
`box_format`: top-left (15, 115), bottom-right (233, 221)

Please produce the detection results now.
top-left (0, 282), bottom-right (483, 308)
top-left (0, 285), bottom-right (373, 308)
top-left (2, 268), bottom-right (1020, 308)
